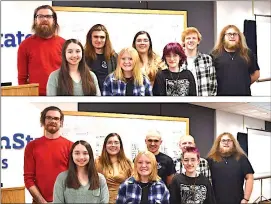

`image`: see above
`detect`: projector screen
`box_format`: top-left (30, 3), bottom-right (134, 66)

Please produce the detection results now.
top-left (247, 129), bottom-right (271, 202)
top-left (247, 129), bottom-right (271, 174)
top-left (251, 16), bottom-right (271, 96)
top-left (256, 16), bottom-right (271, 81)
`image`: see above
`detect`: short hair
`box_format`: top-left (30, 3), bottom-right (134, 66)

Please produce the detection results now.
top-left (179, 135), bottom-right (195, 144)
top-left (133, 151), bottom-right (161, 182)
top-left (162, 42), bottom-right (187, 67)
top-left (182, 146), bottom-right (200, 160)
top-left (146, 130), bottom-right (161, 139)
top-left (32, 5), bottom-right (59, 33)
top-left (40, 106), bottom-right (64, 126)
top-left (181, 27), bottom-right (202, 43)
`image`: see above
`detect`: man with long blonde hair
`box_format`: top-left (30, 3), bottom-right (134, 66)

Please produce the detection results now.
top-left (211, 25), bottom-right (260, 96)
top-left (207, 132), bottom-right (254, 204)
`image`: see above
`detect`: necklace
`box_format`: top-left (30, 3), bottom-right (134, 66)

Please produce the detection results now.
top-left (222, 157), bottom-right (228, 164)
top-left (228, 52), bottom-right (236, 60)
top-left (140, 182), bottom-right (150, 189)
top-left (169, 69), bottom-right (181, 81)
top-left (190, 176), bottom-right (197, 203)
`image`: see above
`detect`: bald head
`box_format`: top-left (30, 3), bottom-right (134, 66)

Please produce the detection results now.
top-left (179, 135), bottom-right (196, 152)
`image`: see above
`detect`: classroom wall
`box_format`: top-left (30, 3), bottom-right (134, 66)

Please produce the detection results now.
top-left (215, 109), bottom-right (266, 137)
top-left (78, 103), bottom-right (216, 157)
top-left (52, 1), bottom-right (215, 53)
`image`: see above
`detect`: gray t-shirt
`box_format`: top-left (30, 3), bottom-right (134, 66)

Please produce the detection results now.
top-left (53, 171), bottom-right (109, 203)
top-left (46, 69), bottom-right (101, 96)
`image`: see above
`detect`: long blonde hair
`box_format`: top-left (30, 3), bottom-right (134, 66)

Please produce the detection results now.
top-left (114, 47), bottom-right (144, 86)
top-left (212, 25), bottom-right (251, 64)
top-left (133, 151), bottom-right (161, 182)
top-left (207, 132), bottom-right (247, 162)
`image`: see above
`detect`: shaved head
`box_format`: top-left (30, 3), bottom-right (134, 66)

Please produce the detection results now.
top-left (179, 135), bottom-right (196, 152)
top-left (145, 130), bottom-right (161, 140)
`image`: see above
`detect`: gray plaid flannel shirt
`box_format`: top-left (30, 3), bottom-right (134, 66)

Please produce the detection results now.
top-left (182, 52), bottom-right (217, 96)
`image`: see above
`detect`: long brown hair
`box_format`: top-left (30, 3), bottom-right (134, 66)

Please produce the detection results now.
top-left (212, 25), bottom-right (251, 64)
top-left (66, 140), bottom-right (100, 190)
top-left (207, 132), bottom-right (247, 162)
top-left (85, 24), bottom-right (115, 62)
top-left (97, 133), bottom-right (133, 177)
top-left (57, 39), bottom-right (96, 96)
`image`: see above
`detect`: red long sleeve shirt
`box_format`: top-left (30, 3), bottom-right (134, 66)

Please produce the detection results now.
top-left (17, 35), bottom-right (65, 96)
top-left (24, 136), bottom-right (73, 202)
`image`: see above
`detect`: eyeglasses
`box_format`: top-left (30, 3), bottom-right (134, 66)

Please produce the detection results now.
top-left (36, 14), bottom-right (54, 20)
top-left (225, 33), bottom-right (239, 38)
top-left (220, 139), bottom-right (233, 144)
top-left (45, 116), bottom-right (60, 121)
top-left (147, 139), bottom-right (160, 143)
top-left (107, 141), bottom-right (120, 146)
top-left (136, 39), bottom-right (149, 43)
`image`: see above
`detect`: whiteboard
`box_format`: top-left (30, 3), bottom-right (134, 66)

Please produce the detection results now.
top-left (61, 111), bottom-right (189, 161)
top-left (54, 6), bottom-right (187, 56)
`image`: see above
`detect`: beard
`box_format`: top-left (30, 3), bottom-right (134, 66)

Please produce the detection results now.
top-left (45, 123), bottom-right (60, 134)
top-left (224, 41), bottom-right (240, 50)
top-left (219, 146), bottom-right (236, 157)
top-left (33, 23), bottom-right (56, 38)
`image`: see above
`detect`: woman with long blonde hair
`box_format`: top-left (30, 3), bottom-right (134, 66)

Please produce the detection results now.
top-left (211, 25), bottom-right (260, 96)
top-left (102, 47), bottom-right (152, 96)
top-left (116, 151), bottom-right (169, 204)
top-left (132, 31), bottom-right (166, 85)
top-left (95, 133), bottom-right (133, 204)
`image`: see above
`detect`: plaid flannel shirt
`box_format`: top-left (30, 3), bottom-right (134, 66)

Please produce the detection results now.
top-left (102, 73), bottom-right (153, 96)
top-left (116, 177), bottom-right (170, 204)
top-left (183, 52), bottom-right (217, 96)
top-left (175, 156), bottom-right (212, 184)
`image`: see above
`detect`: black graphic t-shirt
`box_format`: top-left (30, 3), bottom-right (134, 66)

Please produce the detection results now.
top-left (155, 152), bottom-right (176, 185)
top-left (170, 173), bottom-right (216, 204)
top-left (86, 54), bottom-right (108, 91)
top-left (152, 69), bottom-right (197, 96)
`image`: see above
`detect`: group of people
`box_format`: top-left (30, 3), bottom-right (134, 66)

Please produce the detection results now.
top-left (18, 5), bottom-right (260, 96)
top-left (24, 106), bottom-right (255, 204)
